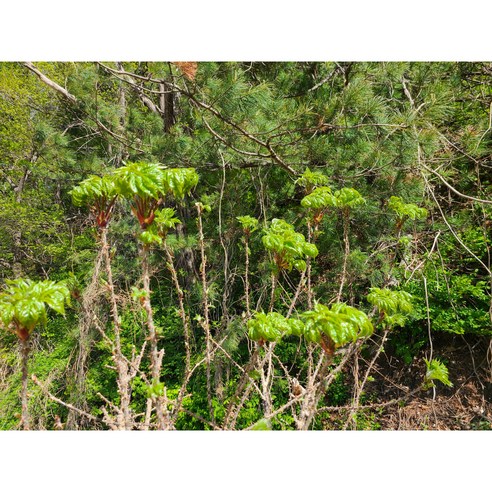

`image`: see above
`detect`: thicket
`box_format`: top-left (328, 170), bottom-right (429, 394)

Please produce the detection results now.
top-left (1, 61), bottom-right (491, 429)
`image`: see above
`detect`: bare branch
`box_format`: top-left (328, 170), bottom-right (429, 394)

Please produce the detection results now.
top-left (421, 162), bottom-right (492, 205)
top-left (23, 62), bottom-right (78, 104)
top-left (31, 374), bottom-right (101, 424)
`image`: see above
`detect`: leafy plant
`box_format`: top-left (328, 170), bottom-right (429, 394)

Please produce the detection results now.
top-left (69, 174), bottom-right (118, 228)
top-left (0, 278), bottom-right (70, 429)
top-left (387, 196), bottom-right (427, 230)
top-left (161, 168), bottom-right (199, 200)
top-left (247, 311), bottom-right (303, 343)
top-left (154, 208), bottom-right (181, 238)
top-left (0, 279), bottom-right (70, 338)
top-left (367, 287), bottom-right (413, 316)
top-left (301, 302), bottom-right (373, 351)
top-left (138, 229), bottom-right (163, 246)
top-left (113, 161), bottom-right (166, 229)
top-left (237, 215), bottom-right (260, 234)
top-left (331, 188), bottom-right (366, 210)
top-left (301, 186), bottom-right (335, 211)
top-left (250, 418), bottom-right (272, 430)
top-left (113, 161), bottom-right (166, 200)
top-left (262, 218), bottom-right (318, 272)
top-left (423, 358), bottom-right (453, 389)
top-left (303, 187), bottom-right (365, 299)
top-left (295, 168), bottom-right (330, 193)
top-left (137, 208), bottom-right (182, 246)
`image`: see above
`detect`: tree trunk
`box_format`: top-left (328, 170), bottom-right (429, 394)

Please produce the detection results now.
top-left (160, 80), bottom-right (175, 133)
top-left (175, 204), bottom-right (197, 291)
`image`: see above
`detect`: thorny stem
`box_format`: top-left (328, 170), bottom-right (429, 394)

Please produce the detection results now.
top-left (163, 243), bottom-right (194, 425)
top-left (262, 267), bottom-right (283, 417)
top-left (337, 208), bottom-right (350, 302)
top-left (306, 219), bottom-right (314, 310)
top-left (244, 232), bottom-right (251, 318)
top-left (261, 343), bottom-right (275, 416)
top-left (20, 337), bottom-right (30, 430)
top-left (141, 243), bottom-right (168, 429)
top-left (100, 226), bottom-right (132, 430)
top-left (297, 344), bottom-right (355, 430)
top-left (31, 375), bottom-right (102, 426)
top-left (196, 204), bottom-right (214, 425)
top-left (269, 272), bottom-right (277, 312)
top-left (287, 268), bottom-right (307, 318)
top-left (164, 244), bottom-right (191, 374)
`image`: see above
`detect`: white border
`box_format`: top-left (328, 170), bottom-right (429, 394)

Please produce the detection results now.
top-left (1, 1), bottom-right (491, 60)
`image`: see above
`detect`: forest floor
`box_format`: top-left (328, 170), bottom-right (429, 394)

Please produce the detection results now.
top-left (365, 336), bottom-right (492, 430)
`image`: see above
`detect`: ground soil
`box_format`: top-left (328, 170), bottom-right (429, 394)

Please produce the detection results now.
top-left (362, 334), bottom-right (492, 430)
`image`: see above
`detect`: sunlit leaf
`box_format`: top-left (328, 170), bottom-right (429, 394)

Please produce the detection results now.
top-left (250, 418), bottom-right (272, 430)
top-left (0, 279), bottom-right (70, 338)
top-left (424, 358), bottom-right (453, 388)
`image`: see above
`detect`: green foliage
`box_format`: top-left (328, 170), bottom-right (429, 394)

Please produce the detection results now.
top-left (138, 228), bottom-right (163, 246)
top-left (69, 174), bottom-right (118, 227)
top-left (2, 61), bottom-right (492, 430)
top-left (295, 168), bottom-right (330, 193)
top-left (262, 218), bottom-right (318, 272)
top-left (301, 187), bottom-right (365, 223)
top-left (135, 208), bottom-right (182, 245)
top-left (0, 279), bottom-right (70, 336)
top-left (300, 186), bottom-right (334, 210)
top-left (301, 302), bottom-right (373, 347)
top-left (113, 162), bottom-right (166, 200)
top-left (146, 380), bottom-right (165, 399)
top-left (406, 271), bottom-right (492, 336)
top-left (237, 215), bottom-right (259, 234)
top-left (388, 196), bottom-right (428, 223)
top-left (154, 208), bottom-right (181, 239)
top-left (247, 311), bottom-right (302, 343)
top-left (331, 187), bottom-right (366, 210)
top-left (324, 372), bottom-right (350, 406)
top-left (250, 418), bottom-right (272, 430)
top-left (130, 287), bottom-right (147, 303)
top-left (423, 358), bottom-right (453, 389)
top-left (161, 168), bottom-right (199, 200)
top-left (367, 288), bottom-right (413, 315)
top-left (155, 208), bottom-right (181, 230)
top-left (351, 409), bottom-right (382, 430)
top-left (69, 174), bottom-right (117, 208)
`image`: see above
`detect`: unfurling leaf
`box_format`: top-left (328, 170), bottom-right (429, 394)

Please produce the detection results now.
top-left (138, 228), bottom-right (163, 245)
top-left (367, 288), bottom-right (413, 317)
top-left (388, 196), bottom-right (428, 221)
top-left (250, 418), bottom-right (272, 430)
top-left (296, 168), bottom-right (330, 193)
top-left (237, 215), bottom-right (259, 234)
top-left (424, 358), bottom-right (453, 388)
top-left (0, 279), bottom-right (70, 339)
top-left (262, 219), bottom-right (317, 271)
